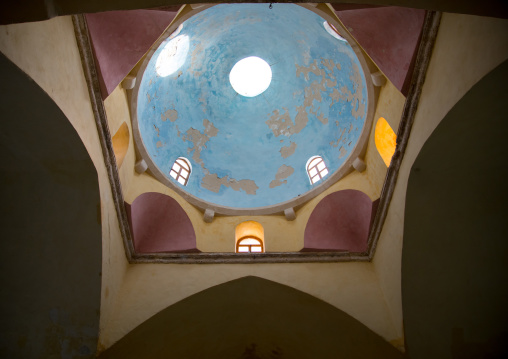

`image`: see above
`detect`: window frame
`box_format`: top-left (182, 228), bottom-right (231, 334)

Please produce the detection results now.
top-left (236, 236), bottom-right (264, 253)
top-left (306, 156), bottom-right (329, 185)
top-left (170, 157), bottom-right (192, 186)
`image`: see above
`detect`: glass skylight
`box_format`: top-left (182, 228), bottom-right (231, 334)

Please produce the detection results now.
top-left (229, 56), bottom-right (272, 97)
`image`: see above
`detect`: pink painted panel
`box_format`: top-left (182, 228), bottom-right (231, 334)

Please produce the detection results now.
top-left (85, 10), bottom-right (177, 99)
top-left (127, 192), bottom-right (199, 253)
top-left (335, 7), bottom-right (425, 95)
top-left (303, 190), bottom-right (373, 252)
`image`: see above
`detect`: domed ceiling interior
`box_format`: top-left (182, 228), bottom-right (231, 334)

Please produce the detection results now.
top-left (135, 4), bottom-right (368, 210)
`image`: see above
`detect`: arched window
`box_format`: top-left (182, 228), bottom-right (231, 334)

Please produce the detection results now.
top-left (237, 237), bottom-right (264, 253)
top-left (112, 122), bottom-right (129, 168)
top-left (306, 156), bottom-right (328, 184)
top-left (235, 221), bottom-right (265, 253)
top-left (323, 21), bottom-right (347, 42)
top-left (374, 117), bottom-right (397, 167)
top-left (170, 157), bottom-right (191, 185)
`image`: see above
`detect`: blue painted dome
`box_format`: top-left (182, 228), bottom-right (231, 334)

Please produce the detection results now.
top-left (136, 4), bottom-right (368, 210)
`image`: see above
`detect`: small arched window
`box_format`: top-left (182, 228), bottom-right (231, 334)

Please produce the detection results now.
top-left (170, 157), bottom-right (191, 186)
top-left (237, 237), bottom-right (264, 253)
top-left (375, 117), bottom-right (397, 167)
top-left (235, 221), bottom-right (265, 253)
top-left (112, 122), bottom-right (129, 168)
top-left (306, 156), bottom-right (328, 184)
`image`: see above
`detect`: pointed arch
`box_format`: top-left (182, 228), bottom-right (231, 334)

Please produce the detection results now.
top-left (98, 276), bottom-right (403, 358)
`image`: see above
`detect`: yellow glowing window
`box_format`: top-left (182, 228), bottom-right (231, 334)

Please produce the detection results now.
top-left (170, 157), bottom-right (192, 186)
top-left (235, 221), bottom-right (264, 253)
top-left (375, 117), bottom-right (397, 167)
top-left (112, 122), bottom-right (129, 168)
top-left (306, 156), bottom-right (329, 185)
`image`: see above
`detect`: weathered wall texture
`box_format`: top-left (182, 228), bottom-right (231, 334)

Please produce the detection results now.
top-left (0, 16), bottom-right (130, 353)
top-left (135, 4), bottom-right (369, 209)
top-left (372, 13), bottom-right (508, 345)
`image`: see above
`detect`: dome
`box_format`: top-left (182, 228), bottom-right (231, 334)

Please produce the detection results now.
top-left (132, 4), bottom-right (372, 214)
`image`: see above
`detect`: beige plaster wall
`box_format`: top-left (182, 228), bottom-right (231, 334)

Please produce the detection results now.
top-left (372, 12), bottom-right (508, 342)
top-left (0, 17), bottom-right (130, 352)
top-left (102, 262), bottom-right (397, 349)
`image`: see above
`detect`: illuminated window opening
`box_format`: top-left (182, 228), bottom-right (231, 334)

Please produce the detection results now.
top-left (374, 117), bottom-right (397, 167)
top-left (235, 221), bottom-right (265, 253)
top-left (229, 56), bottom-right (272, 97)
top-left (306, 156), bottom-right (329, 185)
top-left (112, 122), bottom-right (129, 168)
top-left (170, 157), bottom-right (192, 186)
top-left (236, 237), bottom-right (264, 253)
top-left (323, 21), bottom-right (347, 42)
top-left (155, 35), bottom-right (189, 77)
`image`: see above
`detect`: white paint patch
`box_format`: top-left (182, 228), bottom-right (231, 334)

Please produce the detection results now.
top-left (156, 35), bottom-right (189, 77)
top-left (229, 56), bottom-right (272, 97)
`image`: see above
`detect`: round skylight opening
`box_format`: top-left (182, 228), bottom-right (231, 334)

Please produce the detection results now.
top-left (155, 35), bottom-right (189, 77)
top-left (229, 56), bottom-right (272, 97)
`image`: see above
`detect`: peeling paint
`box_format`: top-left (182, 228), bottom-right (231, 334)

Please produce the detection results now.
top-left (269, 164), bottom-right (295, 188)
top-left (317, 113), bottom-right (328, 125)
top-left (202, 173), bottom-right (258, 195)
top-left (156, 141), bottom-right (163, 148)
top-left (339, 146), bottom-right (347, 158)
top-left (280, 142), bottom-right (297, 158)
top-left (161, 109), bottom-right (178, 122)
top-left (203, 119), bottom-right (218, 137)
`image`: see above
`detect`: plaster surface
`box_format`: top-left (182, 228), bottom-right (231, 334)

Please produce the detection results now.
top-left (99, 276), bottom-right (403, 359)
top-left (127, 192), bottom-right (198, 253)
top-left (0, 52), bottom-right (101, 358)
top-left (403, 58), bottom-right (508, 359)
top-left (304, 189), bottom-right (373, 252)
top-left (336, 7), bottom-right (425, 95)
top-left (135, 4), bottom-right (368, 209)
top-left (86, 10), bottom-right (177, 98)
top-left (0, 17), bottom-right (131, 353)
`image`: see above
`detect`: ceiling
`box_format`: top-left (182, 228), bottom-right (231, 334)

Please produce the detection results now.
top-left (134, 4), bottom-right (369, 210)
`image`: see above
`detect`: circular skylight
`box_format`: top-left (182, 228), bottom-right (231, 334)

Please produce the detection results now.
top-left (155, 35), bottom-right (189, 77)
top-left (229, 56), bottom-right (272, 97)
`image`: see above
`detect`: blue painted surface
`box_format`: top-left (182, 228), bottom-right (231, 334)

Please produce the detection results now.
top-left (137, 4), bottom-right (367, 208)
